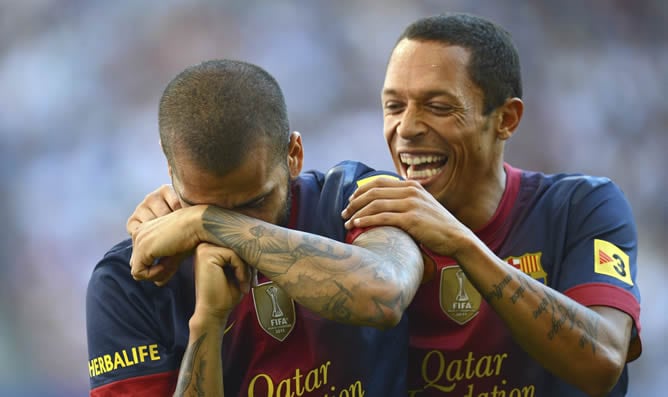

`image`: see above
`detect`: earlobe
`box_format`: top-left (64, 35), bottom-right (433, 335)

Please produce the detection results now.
top-left (287, 131), bottom-right (304, 178)
top-left (497, 98), bottom-right (524, 140)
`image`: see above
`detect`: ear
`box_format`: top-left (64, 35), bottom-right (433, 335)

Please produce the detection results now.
top-left (496, 97), bottom-right (524, 141)
top-left (287, 131), bottom-right (304, 178)
top-left (160, 139), bottom-right (174, 179)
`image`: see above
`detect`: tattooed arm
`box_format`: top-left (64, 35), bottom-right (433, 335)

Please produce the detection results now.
top-left (131, 205), bottom-right (423, 328)
top-left (457, 239), bottom-right (631, 397)
top-left (342, 178), bottom-right (634, 397)
top-left (173, 243), bottom-right (250, 397)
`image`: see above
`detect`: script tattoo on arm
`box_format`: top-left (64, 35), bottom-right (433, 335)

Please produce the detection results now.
top-left (521, 275), bottom-right (600, 353)
top-left (174, 333), bottom-right (207, 397)
top-left (537, 289), bottom-right (599, 353)
top-left (484, 270), bottom-right (600, 354)
top-left (484, 275), bottom-right (512, 301)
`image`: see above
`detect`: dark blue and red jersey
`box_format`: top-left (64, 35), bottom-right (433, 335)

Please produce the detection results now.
top-left (86, 161), bottom-right (407, 397)
top-left (406, 163), bottom-right (642, 396)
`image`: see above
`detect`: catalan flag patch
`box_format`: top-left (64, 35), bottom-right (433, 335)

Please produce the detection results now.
top-left (594, 239), bottom-right (633, 286)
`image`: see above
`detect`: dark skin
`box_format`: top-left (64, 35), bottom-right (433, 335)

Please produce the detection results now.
top-left (341, 39), bottom-right (634, 397)
top-left (173, 243), bottom-right (245, 397)
top-left (129, 132), bottom-right (424, 396)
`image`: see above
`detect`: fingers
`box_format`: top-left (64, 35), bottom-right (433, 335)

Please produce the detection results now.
top-left (343, 180), bottom-right (418, 218)
top-left (127, 206), bottom-right (160, 236)
top-left (129, 249), bottom-right (156, 281)
top-left (195, 243), bottom-right (251, 293)
top-left (126, 184), bottom-right (182, 235)
top-left (229, 253), bottom-right (252, 294)
top-left (160, 184), bottom-right (182, 211)
top-left (152, 255), bottom-right (188, 287)
top-left (345, 211), bottom-right (407, 231)
top-left (343, 192), bottom-right (415, 230)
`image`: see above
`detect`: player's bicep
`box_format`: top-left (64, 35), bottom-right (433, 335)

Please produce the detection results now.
top-left (86, 266), bottom-right (178, 395)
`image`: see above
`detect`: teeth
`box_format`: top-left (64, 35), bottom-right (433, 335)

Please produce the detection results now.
top-left (406, 166), bottom-right (444, 179)
top-left (399, 153), bottom-right (446, 165)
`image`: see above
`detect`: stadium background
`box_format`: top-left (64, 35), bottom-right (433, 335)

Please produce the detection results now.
top-left (1, 1), bottom-right (665, 396)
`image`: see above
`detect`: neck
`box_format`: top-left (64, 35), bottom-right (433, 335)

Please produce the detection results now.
top-left (448, 162), bottom-right (507, 231)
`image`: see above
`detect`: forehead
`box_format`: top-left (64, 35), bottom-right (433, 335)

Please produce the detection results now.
top-left (383, 39), bottom-right (474, 96)
top-left (173, 149), bottom-right (284, 209)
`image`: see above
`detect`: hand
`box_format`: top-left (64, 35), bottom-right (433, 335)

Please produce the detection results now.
top-left (192, 243), bottom-right (252, 324)
top-left (342, 178), bottom-right (473, 259)
top-left (126, 184), bottom-right (182, 236)
top-left (130, 205), bottom-right (207, 285)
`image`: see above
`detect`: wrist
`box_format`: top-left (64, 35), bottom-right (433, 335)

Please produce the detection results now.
top-left (450, 229), bottom-right (483, 264)
top-left (189, 311), bottom-right (229, 337)
top-left (188, 205), bottom-right (209, 242)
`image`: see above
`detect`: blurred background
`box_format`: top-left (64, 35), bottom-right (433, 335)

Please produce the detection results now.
top-left (1, 0), bottom-right (666, 396)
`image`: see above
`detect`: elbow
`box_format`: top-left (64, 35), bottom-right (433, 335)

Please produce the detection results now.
top-left (580, 349), bottom-right (626, 397)
top-left (379, 306), bottom-right (405, 330)
top-left (370, 290), bottom-right (409, 330)
top-left (371, 280), bottom-right (416, 330)
top-left (357, 288), bottom-right (407, 330)
top-left (370, 307), bottom-right (403, 330)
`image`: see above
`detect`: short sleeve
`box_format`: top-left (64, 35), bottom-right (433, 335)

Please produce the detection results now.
top-left (554, 179), bottom-right (642, 359)
top-left (86, 253), bottom-right (179, 396)
top-left (314, 161), bottom-right (401, 242)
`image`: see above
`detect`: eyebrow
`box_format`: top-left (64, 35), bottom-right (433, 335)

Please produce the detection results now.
top-left (382, 88), bottom-right (457, 101)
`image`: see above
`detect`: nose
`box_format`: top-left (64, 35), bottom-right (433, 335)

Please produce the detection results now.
top-left (396, 103), bottom-right (426, 139)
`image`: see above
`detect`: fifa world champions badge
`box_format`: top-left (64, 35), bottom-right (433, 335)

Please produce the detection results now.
top-left (439, 266), bottom-right (481, 325)
top-left (252, 282), bottom-right (296, 341)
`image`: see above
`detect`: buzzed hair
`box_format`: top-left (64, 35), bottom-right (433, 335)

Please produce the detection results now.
top-left (396, 13), bottom-right (522, 115)
top-left (158, 59), bottom-right (290, 175)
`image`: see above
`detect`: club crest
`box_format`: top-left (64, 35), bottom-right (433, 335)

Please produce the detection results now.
top-left (252, 281), bottom-right (296, 341)
top-left (505, 252), bottom-right (548, 285)
top-left (439, 266), bottom-right (481, 325)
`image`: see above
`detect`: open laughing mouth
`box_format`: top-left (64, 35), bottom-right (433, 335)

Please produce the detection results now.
top-left (399, 153), bottom-right (448, 182)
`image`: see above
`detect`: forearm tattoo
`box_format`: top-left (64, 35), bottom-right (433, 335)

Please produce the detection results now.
top-left (484, 275), bottom-right (512, 301)
top-left (484, 271), bottom-right (600, 354)
top-left (201, 207), bottom-right (420, 324)
top-left (202, 208), bottom-right (354, 276)
top-left (174, 333), bottom-right (208, 397)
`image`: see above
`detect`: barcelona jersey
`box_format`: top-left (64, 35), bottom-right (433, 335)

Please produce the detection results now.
top-left (86, 161), bottom-right (408, 397)
top-left (406, 164), bottom-right (642, 396)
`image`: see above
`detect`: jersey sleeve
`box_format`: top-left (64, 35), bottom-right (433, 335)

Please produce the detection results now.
top-left (86, 246), bottom-right (179, 396)
top-left (553, 178), bottom-right (642, 360)
top-left (318, 160), bottom-right (402, 244)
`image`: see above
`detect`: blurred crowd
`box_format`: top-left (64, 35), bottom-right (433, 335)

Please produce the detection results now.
top-left (0, 1), bottom-right (665, 395)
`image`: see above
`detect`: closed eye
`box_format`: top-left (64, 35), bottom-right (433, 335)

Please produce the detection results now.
top-left (384, 101), bottom-right (405, 114)
top-left (428, 103), bottom-right (454, 114)
top-left (237, 195), bottom-right (266, 210)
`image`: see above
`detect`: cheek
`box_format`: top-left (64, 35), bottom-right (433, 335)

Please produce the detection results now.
top-left (383, 120), bottom-right (396, 147)
top-left (262, 195), bottom-right (289, 225)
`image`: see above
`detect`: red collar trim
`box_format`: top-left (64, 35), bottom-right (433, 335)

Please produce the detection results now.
top-left (474, 163), bottom-right (521, 245)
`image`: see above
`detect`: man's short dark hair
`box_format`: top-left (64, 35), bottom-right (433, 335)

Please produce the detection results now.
top-left (159, 59), bottom-right (290, 175)
top-left (396, 13), bottom-right (522, 114)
